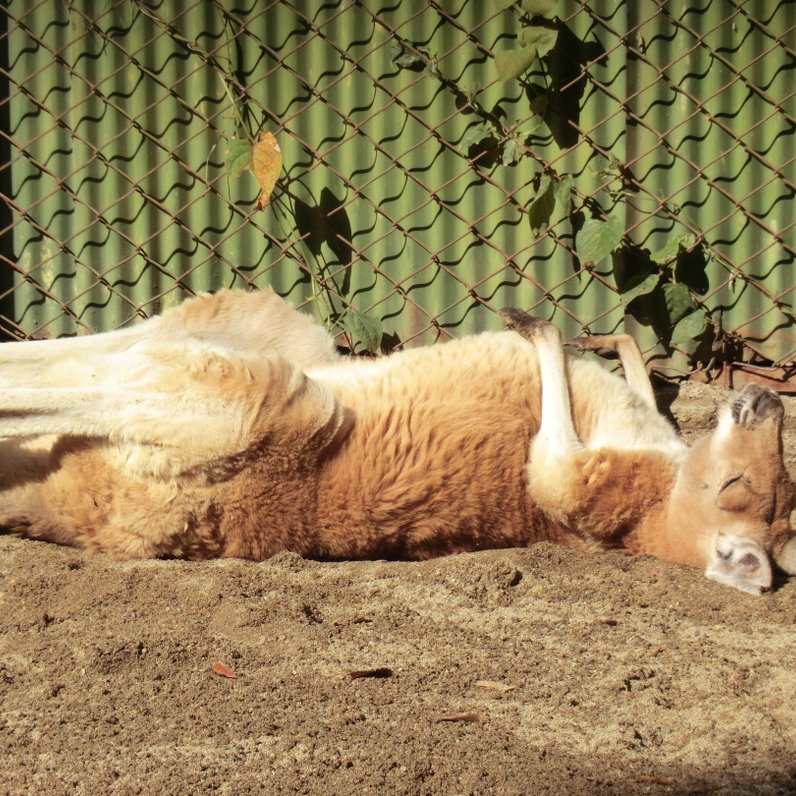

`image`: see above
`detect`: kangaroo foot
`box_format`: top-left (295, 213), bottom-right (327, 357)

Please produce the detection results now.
top-left (498, 309), bottom-right (559, 343)
top-left (566, 334), bottom-right (624, 360)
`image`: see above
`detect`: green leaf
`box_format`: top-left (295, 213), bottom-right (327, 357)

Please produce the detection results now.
top-left (662, 282), bottom-right (695, 325)
top-left (344, 309), bottom-right (383, 354)
top-left (554, 173), bottom-right (574, 213)
top-left (502, 136), bottom-right (525, 166)
top-left (225, 138), bottom-right (253, 178)
top-left (460, 122), bottom-right (493, 150)
top-left (528, 175), bottom-right (556, 235)
top-left (519, 26), bottom-right (558, 57)
top-left (519, 0), bottom-right (558, 14)
top-left (619, 272), bottom-right (659, 306)
top-left (393, 42), bottom-right (428, 70)
top-left (495, 28), bottom-right (556, 81)
top-left (495, 45), bottom-right (540, 81)
top-left (671, 310), bottom-right (709, 345)
top-left (650, 233), bottom-right (696, 265)
top-left (395, 50), bottom-right (422, 69)
top-left (577, 215), bottom-right (623, 265)
top-left (494, 0), bottom-right (517, 9)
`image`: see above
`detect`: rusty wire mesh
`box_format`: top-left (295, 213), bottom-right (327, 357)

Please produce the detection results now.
top-left (0, 0), bottom-right (793, 383)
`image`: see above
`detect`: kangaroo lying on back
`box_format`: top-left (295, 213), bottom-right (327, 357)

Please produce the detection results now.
top-left (0, 289), bottom-right (793, 594)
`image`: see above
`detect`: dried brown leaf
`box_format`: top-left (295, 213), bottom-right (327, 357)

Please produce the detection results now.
top-left (438, 713), bottom-right (485, 723)
top-left (211, 662), bottom-right (237, 679)
top-left (346, 667), bottom-right (392, 680)
top-left (252, 131), bottom-right (282, 209)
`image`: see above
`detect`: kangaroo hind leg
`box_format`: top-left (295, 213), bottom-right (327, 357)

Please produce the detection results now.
top-left (0, 289), bottom-right (338, 393)
top-left (0, 348), bottom-right (345, 556)
top-left (0, 347), bottom-right (343, 479)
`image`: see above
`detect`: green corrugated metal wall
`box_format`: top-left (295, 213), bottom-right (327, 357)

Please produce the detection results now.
top-left (1, 0), bottom-right (793, 370)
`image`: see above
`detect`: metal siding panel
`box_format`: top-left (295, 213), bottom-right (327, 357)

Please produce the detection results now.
top-left (2, 0), bottom-right (792, 363)
top-left (628, 0), bottom-right (794, 363)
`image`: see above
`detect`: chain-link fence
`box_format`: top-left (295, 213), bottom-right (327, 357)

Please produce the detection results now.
top-left (1, 0), bottom-right (793, 386)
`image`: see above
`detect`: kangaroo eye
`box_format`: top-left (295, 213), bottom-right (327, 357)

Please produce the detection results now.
top-left (720, 475), bottom-right (743, 492)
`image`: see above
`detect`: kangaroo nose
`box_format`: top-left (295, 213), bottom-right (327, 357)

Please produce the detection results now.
top-left (705, 534), bottom-right (773, 595)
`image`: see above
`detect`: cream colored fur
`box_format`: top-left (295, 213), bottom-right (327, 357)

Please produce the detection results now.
top-left (0, 289), bottom-right (793, 594)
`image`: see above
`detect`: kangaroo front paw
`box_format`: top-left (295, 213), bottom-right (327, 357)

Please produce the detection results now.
top-left (580, 451), bottom-right (610, 488)
top-left (731, 384), bottom-right (783, 428)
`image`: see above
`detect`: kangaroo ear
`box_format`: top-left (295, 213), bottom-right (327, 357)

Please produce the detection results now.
top-left (773, 536), bottom-right (796, 575)
top-left (705, 535), bottom-right (772, 595)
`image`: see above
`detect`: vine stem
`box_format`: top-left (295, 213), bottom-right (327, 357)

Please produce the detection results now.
top-left (218, 75), bottom-right (249, 140)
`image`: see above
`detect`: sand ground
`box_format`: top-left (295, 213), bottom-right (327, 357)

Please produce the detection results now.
top-left (1, 383), bottom-right (795, 795)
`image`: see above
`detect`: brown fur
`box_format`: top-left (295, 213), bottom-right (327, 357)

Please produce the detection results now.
top-left (0, 290), bottom-right (793, 594)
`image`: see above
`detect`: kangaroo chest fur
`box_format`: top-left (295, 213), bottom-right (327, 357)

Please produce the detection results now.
top-left (281, 333), bottom-right (681, 560)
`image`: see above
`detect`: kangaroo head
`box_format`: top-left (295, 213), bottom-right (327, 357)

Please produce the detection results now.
top-left (674, 384), bottom-right (795, 594)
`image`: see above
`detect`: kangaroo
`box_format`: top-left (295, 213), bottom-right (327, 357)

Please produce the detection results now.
top-left (0, 289), bottom-right (793, 594)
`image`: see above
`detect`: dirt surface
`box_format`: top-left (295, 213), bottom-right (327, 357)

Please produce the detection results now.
top-left (1, 383), bottom-right (795, 795)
